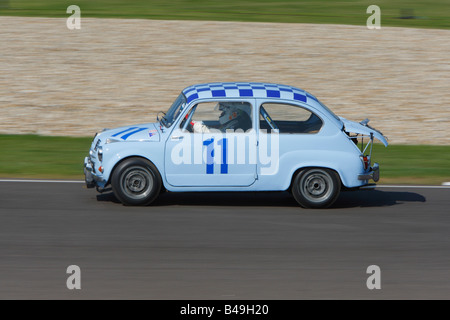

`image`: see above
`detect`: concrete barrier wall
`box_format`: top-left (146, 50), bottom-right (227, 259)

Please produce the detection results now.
top-left (0, 17), bottom-right (449, 144)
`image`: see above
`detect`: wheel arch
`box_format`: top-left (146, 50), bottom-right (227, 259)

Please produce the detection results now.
top-left (288, 166), bottom-right (343, 192)
top-left (106, 155), bottom-right (163, 188)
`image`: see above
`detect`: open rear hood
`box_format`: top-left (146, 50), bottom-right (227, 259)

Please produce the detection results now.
top-left (340, 117), bottom-right (388, 147)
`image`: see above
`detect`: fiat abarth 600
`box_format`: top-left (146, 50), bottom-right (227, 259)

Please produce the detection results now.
top-left (84, 82), bottom-right (388, 208)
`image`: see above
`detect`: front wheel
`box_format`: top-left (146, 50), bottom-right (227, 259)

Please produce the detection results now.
top-left (111, 158), bottom-right (162, 206)
top-left (292, 168), bottom-right (340, 208)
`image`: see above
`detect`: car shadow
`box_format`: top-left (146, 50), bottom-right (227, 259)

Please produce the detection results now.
top-left (332, 189), bottom-right (426, 208)
top-left (96, 189), bottom-right (426, 208)
top-left (96, 191), bottom-right (121, 204)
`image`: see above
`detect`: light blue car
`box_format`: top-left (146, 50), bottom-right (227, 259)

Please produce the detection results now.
top-left (84, 82), bottom-right (388, 208)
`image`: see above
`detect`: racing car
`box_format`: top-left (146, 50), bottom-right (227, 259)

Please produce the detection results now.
top-left (84, 82), bottom-right (387, 208)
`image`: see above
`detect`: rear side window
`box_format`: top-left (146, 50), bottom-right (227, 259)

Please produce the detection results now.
top-left (259, 103), bottom-right (323, 134)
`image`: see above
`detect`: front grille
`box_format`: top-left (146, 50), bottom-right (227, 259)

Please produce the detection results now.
top-left (94, 139), bottom-right (101, 151)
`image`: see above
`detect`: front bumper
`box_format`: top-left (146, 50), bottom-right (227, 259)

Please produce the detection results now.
top-left (358, 162), bottom-right (380, 182)
top-left (84, 156), bottom-right (105, 188)
top-left (84, 156), bottom-right (96, 188)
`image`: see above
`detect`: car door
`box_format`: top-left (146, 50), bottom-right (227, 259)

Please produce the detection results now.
top-left (164, 99), bottom-right (257, 187)
top-left (256, 99), bottom-right (326, 179)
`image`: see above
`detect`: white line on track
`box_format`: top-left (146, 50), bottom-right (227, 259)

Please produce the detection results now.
top-left (0, 179), bottom-right (84, 183)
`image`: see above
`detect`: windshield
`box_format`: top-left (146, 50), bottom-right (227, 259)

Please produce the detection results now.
top-left (161, 93), bottom-right (186, 128)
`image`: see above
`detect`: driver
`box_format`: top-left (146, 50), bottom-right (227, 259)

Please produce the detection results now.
top-left (191, 102), bottom-right (252, 133)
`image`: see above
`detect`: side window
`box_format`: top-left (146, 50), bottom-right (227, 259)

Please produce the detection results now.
top-left (259, 103), bottom-right (323, 134)
top-left (183, 101), bottom-right (253, 133)
top-left (192, 102), bottom-right (221, 124)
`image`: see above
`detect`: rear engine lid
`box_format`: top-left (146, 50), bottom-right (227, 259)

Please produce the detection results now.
top-left (340, 117), bottom-right (388, 147)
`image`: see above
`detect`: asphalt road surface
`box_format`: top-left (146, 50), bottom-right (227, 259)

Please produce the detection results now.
top-left (0, 181), bottom-right (449, 299)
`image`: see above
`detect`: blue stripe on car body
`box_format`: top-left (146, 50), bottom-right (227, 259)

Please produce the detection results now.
top-left (120, 127), bottom-right (148, 140)
top-left (112, 127), bottom-right (138, 137)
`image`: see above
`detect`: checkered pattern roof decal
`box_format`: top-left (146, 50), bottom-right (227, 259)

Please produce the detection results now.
top-left (182, 82), bottom-right (317, 104)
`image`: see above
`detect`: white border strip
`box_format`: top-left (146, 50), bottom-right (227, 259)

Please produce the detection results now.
top-left (0, 179), bottom-right (84, 183)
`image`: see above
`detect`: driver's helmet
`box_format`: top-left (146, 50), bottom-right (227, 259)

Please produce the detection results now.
top-left (216, 103), bottom-right (240, 125)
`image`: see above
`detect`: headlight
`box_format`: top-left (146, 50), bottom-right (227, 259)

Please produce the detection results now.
top-left (98, 146), bottom-right (103, 162)
top-left (105, 138), bottom-right (121, 144)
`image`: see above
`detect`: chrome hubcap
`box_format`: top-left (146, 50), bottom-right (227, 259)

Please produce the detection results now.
top-left (127, 172), bottom-right (146, 193)
top-left (307, 176), bottom-right (327, 196)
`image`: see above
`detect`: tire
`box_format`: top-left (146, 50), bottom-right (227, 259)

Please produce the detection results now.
top-left (111, 157), bottom-right (162, 206)
top-left (292, 168), bottom-right (340, 209)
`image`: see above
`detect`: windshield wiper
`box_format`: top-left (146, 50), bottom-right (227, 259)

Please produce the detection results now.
top-left (157, 111), bottom-right (168, 127)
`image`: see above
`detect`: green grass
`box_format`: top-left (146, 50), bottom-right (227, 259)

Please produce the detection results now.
top-left (0, 135), bottom-right (91, 179)
top-left (0, 0), bottom-right (449, 29)
top-left (372, 144), bottom-right (450, 185)
top-left (1, 134), bottom-right (449, 184)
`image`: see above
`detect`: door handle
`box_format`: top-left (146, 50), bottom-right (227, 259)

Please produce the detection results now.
top-left (171, 136), bottom-right (184, 141)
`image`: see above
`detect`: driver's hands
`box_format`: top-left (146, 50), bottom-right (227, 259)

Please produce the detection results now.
top-left (192, 120), bottom-right (210, 133)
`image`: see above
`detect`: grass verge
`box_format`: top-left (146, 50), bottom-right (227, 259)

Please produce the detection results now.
top-left (0, 0), bottom-right (449, 29)
top-left (0, 135), bottom-right (91, 179)
top-left (0, 134), bottom-right (449, 185)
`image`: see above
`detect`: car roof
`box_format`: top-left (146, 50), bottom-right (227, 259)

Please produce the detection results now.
top-left (182, 82), bottom-right (319, 104)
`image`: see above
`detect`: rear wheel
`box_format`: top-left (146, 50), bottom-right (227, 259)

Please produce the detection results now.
top-left (292, 168), bottom-right (340, 208)
top-left (111, 158), bottom-right (162, 206)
